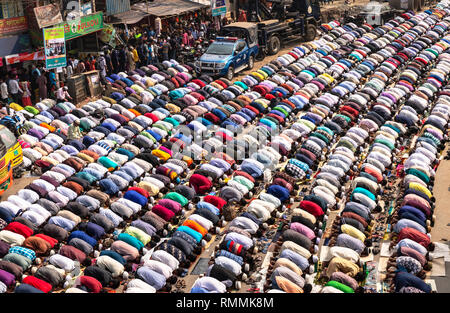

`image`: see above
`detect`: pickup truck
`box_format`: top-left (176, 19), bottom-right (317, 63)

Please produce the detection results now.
top-left (194, 36), bottom-right (259, 80)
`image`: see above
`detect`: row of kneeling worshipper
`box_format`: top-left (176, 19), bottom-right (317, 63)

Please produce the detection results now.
top-left (319, 16), bottom-right (450, 293)
top-left (187, 18), bottom-right (390, 293)
top-left (149, 46), bottom-right (345, 292)
top-left (114, 33), bottom-right (369, 292)
top-left (262, 8), bottom-right (448, 293)
top-left (128, 5), bottom-right (448, 292)
top-left (1, 4), bottom-right (446, 292)
top-left (0, 19), bottom-right (360, 292)
top-left (384, 80), bottom-right (450, 293)
top-left (148, 38), bottom-right (363, 293)
top-left (259, 14), bottom-right (400, 293)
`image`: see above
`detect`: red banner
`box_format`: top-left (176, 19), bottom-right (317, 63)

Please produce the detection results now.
top-left (5, 50), bottom-right (45, 65)
top-left (0, 16), bottom-right (28, 35)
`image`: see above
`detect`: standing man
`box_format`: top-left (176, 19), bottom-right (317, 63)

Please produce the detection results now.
top-left (131, 45), bottom-right (140, 68)
top-left (153, 39), bottom-right (160, 63)
top-left (148, 39), bottom-right (156, 65)
top-left (169, 35), bottom-right (179, 61)
top-left (37, 67), bottom-right (48, 101)
top-left (48, 69), bottom-right (57, 98)
top-left (136, 41), bottom-right (144, 68)
top-left (104, 49), bottom-right (113, 75)
top-left (30, 64), bottom-right (41, 103)
top-left (97, 52), bottom-right (107, 86)
top-left (0, 77), bottom-right (10, 115)
top-left (77, 59), bottom-right (86, 73)
top-left (7, 74), bottom-right (23, 105)
top-left (119, 46), bottom-right (127, 72)
top-left (142, 41), bottom-right (149, 66)
top-left (127, 46), bottom-right (135, 71)
top-left (66, 57), bottom-right (74, 79)
top-left (85, 56), bottom-right (93, 71)
top-left (192, 26), bottom-right (198, 41)
top-left (111, 48), bottom-right (119, 73)
top-left (72, 56), bottom-right (79, 70)
top-left (161, 40), bottom-right (171, 61)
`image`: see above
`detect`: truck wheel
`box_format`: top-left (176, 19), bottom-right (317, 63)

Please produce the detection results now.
top-left (226, 66), bottom-right (234, 81)
top-left (268, 36), bottom-right (281, 55)
top-left (247, 55), bottom-right (254, 70)
top-left (304, 24), bottom-right (317, 42)
top-left (256, 49), bottom-right (266, 61)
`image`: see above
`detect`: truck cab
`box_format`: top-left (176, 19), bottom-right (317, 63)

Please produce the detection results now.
top-left (195, 24), bottom-right (259, 80)
top-left (0, 125), bottom-right (23, 195)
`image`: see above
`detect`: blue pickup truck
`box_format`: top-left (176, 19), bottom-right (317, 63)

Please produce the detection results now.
top-left (195, 24), bottom-right (259, 80)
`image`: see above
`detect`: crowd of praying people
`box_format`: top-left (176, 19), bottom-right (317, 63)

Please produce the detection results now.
top-left (0, 0), bottom-right (448, 295)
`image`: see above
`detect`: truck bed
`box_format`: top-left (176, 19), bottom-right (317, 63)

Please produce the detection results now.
top-left (257, 17), bottom-right (304, 38)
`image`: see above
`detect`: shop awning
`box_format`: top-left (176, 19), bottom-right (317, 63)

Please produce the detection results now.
top-left (132, 0), bottom-right (209, 18)
top-left (109, 9), bottom-right (150, 25)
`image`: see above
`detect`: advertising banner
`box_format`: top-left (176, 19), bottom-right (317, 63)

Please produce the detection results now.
top-left (54, 12), bottom-right (104, 40)
top-left (34, 3), bottom-right (64, 29)
top-left (43, 27), bottom-right (67, 70)
top-left (5, 50), bottom-right (45, 65)
top-left (211, 0), bottom-right (226, 16)
top-left (0, 16), bottom-right (28, 35)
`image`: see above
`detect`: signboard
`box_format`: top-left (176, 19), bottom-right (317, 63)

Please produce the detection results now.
top-left (211, 0), bottom-right (226, 16)
top-left (34, 3), bottom-right (64, 29)
top-left (99, 24), bottom-right (117, 48)
top-left (43, 27), bottom-right (67, 70)
top-left (0, 16), bottom-right (28, 36)
top-left (82, 2), bottom-right (93, 16)
top-left (54, 12), bottom-right (104, 41)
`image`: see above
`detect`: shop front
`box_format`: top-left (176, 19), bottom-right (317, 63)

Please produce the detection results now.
top-left (118, 0), bottom-right (210, 33)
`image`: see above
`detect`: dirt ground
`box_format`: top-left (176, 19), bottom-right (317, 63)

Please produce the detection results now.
top-left (428, 145), bottom-right (450, 292)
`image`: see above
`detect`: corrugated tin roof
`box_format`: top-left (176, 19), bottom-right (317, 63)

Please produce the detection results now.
top-left (106, 0), bottom-right (131, 16)
top-left (132, 0), bottom-right (209, 17)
